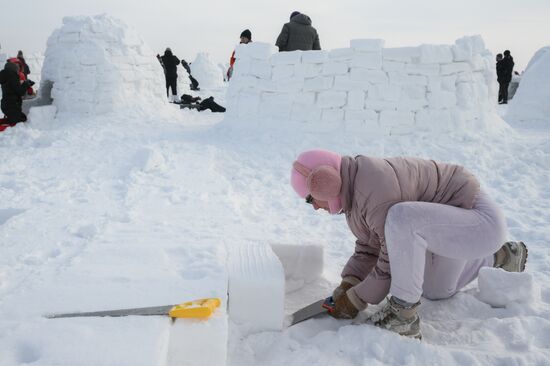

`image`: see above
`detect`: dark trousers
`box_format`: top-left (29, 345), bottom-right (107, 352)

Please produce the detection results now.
top-left (165, 77), bottom-right (177, 97)
top-left (1, 101), bottom-right (27, 123)
top-left (498, 81), bottom-right (509, 103)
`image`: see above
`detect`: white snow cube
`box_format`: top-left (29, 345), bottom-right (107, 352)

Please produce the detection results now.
top-left (269, 244), bottom-right (324, 290)
top-left (350, 68), bottom-right (388, 84)
top-left (302, 50), bottom-right (328, 63)
top-left (322, 61), bottom-right (349, 75)
top-left (271, 51), bottom-right (302, 65)
top-left (347, 90), bottom-right (366, 109)
top-left (321, 108), bottom-right (345, 122)
top-left (383, 47), bottom-right (421, 63)
top-left (329, 48), bottom-right (355, 61)
top-left (227, 244), bottom-right (285, 332)
top-left (317, 91), bottom-right (347, 108)
top-left (350, 52), bottom-right (382, 69)
top-left (272, 64), bottom-right (294, 80)
top-left (478, 267), bottom-right (537, 308)
top-left (419, 44), bottom-right (453, 64)
top-left (304, 76), bottom-right (334, 91)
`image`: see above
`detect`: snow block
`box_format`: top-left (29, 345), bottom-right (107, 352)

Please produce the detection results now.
top-left (383, 47), bottom-right (421, 63)
top-left (295, 63), bottom-right (322, 78)
top-left (249, 60), bottom-right (272, 79)
top-left (293, 92), bottom-right (316, 105)
top-left (269, 244), bottom-right (324, 292)
top-left (271, 51), bottom-right (302, 65)
top-left (405, 63), bottom-right (440, 76)
top-left (383, 60), bottom-right (406, 72)
top-left (350, 39), bottom-right (385, 52)
top-left (370, 84), bottom-right (401, 102)
top-left (350, 52), bottom-right (382, 69)
top-left (365, 99), bottom-right (398, 111)
top-left (246, 42), bottom-right (276, 60)
top-left (291, 104), bottom-right (322, 122)
top-left (388, 72), bottom-right (428, 86)
top-left (419, 44), bottom-right (453, 64)
top-left (321, 108), bottom-right (345, 122)
top-left (302, 50), bottom-right (329, 63)
top-left (347, 90), bottom-right (366, 109)
top-left (165, 311), bottom-right (228, 366)
top-left (317, 91), bottom-right (347, 108)
top-left (350, 68), bottom-right (388, 84)
top-left (329, 48), bottom-right (355, 61)
top-left (440, 62), bottom-right (471, 75)
top-left (28, 105), bottom-right (57, 124)
top-left (345, 109), bottom-right (378, 122)
top-left (227, 244), bottom-right (285, 332)
top-left (379, 110), bottom-right (414, 126)
top-left (304, 76), bottom-right (334, 92)
top-left (334, 75), bottom-right (369, 91)
top-left (477, 267), bottom-right (538, 308)
top-left (275, 77), bottom-right (305, 92)
top-left (272, 64), bottom-right (295, 81)
top-left (322, 61), bottom-right (349, 75)
top-left (428, 90), bottom-right (457, 109)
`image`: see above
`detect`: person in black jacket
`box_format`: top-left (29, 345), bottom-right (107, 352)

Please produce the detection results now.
top-left (498, 50), bottom-right (515, 104)
top-left (160, 48), bottom-right (180, 101)
top-left (276, 11), bottom-right (321, 52)
top-left (0, 61), bottom-right (33, 123)
top-left (496, 53), bottom-right (504, 103)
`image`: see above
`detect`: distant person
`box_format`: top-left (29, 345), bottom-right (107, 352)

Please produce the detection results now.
top-left (0, 61), bottom-right (34, 123)
top-left (275, 11), bottom-right (321, 52)
top-left (496, 53), bottom-right (504, 103)
top-left (16, 50), bottom-right (30, 77)
top-left (158, 48), bottom-right (180, 102)
top-left (227, 29), bottom-right (252, 81)
top-left (498, 50), bottom-right (515, 104)
top-left (181, 59), bottom-right (200, 91)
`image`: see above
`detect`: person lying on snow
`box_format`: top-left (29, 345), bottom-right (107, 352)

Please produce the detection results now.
top-left (0, 61), bottom-right (35, 124)
top-left (177, 94), bottom-right (225, 113)
top-left (290, 149), bottom-right (528, 340)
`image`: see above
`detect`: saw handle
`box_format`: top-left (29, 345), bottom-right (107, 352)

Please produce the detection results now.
top-left (168, 298), bottom-right (221, 319)
top-left (321, 296), bottom-right (335, 313)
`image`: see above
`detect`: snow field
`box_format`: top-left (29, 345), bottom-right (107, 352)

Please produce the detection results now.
top-left (226, 35), bottom-right (497, 135)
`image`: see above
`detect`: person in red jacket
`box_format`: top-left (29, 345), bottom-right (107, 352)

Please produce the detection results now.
top-left (226, 29), bottom-right (251, 81)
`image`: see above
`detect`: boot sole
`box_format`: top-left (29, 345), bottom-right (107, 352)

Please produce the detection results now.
top-left (519, 241), bottom-right (528, 272)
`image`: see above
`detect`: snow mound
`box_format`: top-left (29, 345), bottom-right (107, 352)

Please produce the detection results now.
top-left (477, 267), bottom-right (538, 307)
top-left (506, 47), bottom-right (550, 125)
top-left (190, 52), bottom-right (224, 90)
top-left (40, 14), bottom-right (165, 116)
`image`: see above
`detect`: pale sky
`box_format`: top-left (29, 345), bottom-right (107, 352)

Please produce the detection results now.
top-left (1, 0), bottom-right (549, 71)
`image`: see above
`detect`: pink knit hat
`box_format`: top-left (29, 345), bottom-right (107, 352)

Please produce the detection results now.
top-left (290, 149), bottom-right (343, 214)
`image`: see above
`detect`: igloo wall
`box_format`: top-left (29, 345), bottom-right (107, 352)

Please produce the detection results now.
top-left (506, 47), bottom-right (550, 124)
top-left (226, 36), bottom-right (497, 135)
top-left (41, 15), bottom-right (166, 115)
top-left (191, 53), bottom-right (224, 90)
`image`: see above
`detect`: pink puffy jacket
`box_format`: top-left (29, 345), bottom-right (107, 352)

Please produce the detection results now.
top-left (340, 155), bottom-right (480, 305)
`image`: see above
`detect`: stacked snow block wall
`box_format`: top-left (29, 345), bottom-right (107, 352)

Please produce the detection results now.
top-left (226, 36), bottom-right (497, 135)
top-left (41, 14), bottom-right (165, 115)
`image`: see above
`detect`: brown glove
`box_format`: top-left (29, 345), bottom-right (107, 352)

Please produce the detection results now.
top-left (328, 291), bottom-right (359, 319)
top-left (332, 281), bottom-right (354, 301)
top-left (332, 276), bottom-right (361, 301)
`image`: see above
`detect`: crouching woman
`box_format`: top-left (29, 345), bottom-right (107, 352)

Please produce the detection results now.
top-left (290, 149), bottom-right (527, 339)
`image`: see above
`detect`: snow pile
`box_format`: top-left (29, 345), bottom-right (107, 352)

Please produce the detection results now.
top-left (226, 36), bottom-right (497, 135)
top-left (477, 267), bottom-right (538, 307)
top-left (190, 52), bottom-right (224, 90)
top-left (40, 14), bottom-right (165, 116)
top-left (506, 46), bottom-right (550, 124)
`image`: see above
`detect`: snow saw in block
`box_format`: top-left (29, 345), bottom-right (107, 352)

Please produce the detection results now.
top-left (45, 298), bottom-right (221, 319)
top-left (289, 296), bottom-right (335, 326)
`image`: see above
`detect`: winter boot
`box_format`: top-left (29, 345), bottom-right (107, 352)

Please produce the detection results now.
top-left (494, 241), bottom-right (528, 272)
top-left (367, 297), bottom-right (421, 340)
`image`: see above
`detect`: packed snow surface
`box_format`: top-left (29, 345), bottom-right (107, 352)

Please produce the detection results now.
top-left (190, 52), bottom-right (224, 90)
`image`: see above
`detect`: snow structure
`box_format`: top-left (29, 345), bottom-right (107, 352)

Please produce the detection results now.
top-left (506, 46), bottom-right (550, 124)
top-left (190, 52), bottom-right (224, 90)
top-left (226, 36), bottom-right (497, 135)
top-left (25, 53), bottom-right (45, 87)
top-left (40, 14), bottom-right (165, 116)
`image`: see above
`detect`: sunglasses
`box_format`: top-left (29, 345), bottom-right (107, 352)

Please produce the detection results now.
top-left (305, 194), bottom-right (314, 204)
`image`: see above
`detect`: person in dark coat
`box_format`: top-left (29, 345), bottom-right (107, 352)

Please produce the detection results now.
top-left (275, 11), bottom-right (321, 52)
top-left (496, 53), bottom-right (504, 103)
top-left (160, 48), bottom-right (180, 101)
top-left (498, 50), bottom-right (515, 104)
top-left (0, 61), bottom-right (33, 123)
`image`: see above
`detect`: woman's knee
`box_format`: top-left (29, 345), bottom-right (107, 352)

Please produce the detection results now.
top-left (385, 203), bottom-right (416, 239)
top-left (422, 286), bottom-right (458, 301)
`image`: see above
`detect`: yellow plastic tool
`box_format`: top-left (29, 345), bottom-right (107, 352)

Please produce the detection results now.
top-left (168, 298), bottom-right (221, 319)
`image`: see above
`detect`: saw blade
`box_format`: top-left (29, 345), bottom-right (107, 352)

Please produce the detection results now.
top-left (45, 305), bottom-right (175, 319)
top-left (290, 299), bottom-right (329, 326)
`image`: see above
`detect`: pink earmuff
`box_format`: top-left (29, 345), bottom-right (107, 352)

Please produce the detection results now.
top-left (293, 161), bottom-right (342, 201)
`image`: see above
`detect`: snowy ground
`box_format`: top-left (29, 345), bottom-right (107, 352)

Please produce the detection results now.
top-left (1, 91), bottom-right (549, 365)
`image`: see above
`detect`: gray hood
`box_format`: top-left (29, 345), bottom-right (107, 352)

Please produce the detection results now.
top-left (291, 13), bottom-right (312, 26)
